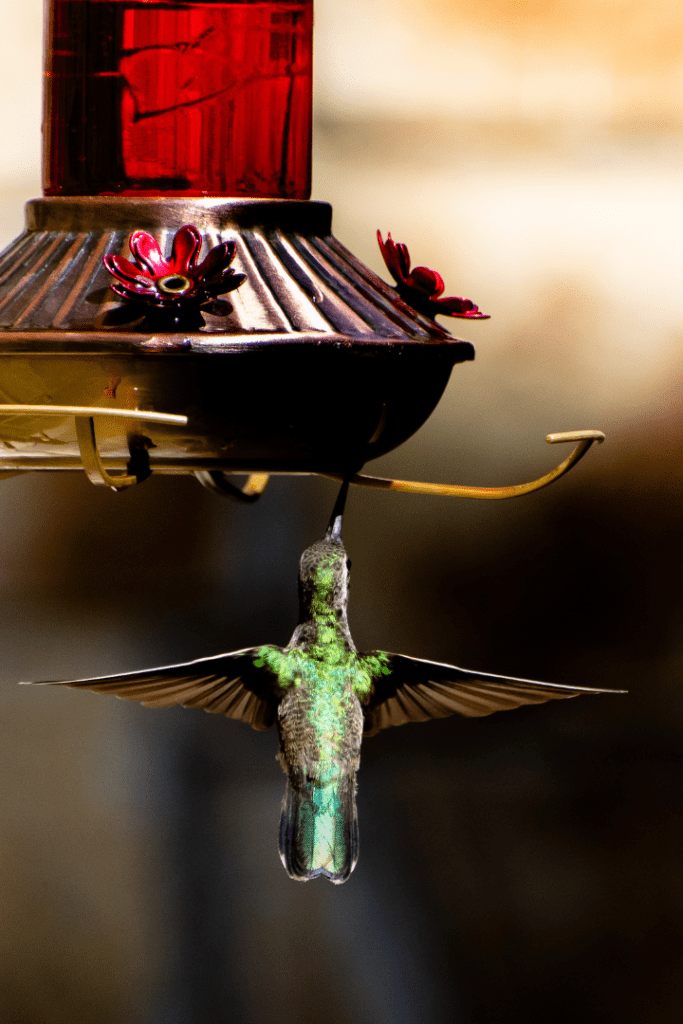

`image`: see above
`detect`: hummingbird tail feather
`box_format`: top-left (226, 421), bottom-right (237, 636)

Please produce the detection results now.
top-left (279, 773), bottom-right (358, 884)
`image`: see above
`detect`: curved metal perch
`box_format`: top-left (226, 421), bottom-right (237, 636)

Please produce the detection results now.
top-left (193, 471), bottom-right (271, 503)
top-left (321, 430), bottom-right (605, 499)
top-left (0, 405), bottom-right (603, 500)
top-left (0, 405), bottom-right (188, 491)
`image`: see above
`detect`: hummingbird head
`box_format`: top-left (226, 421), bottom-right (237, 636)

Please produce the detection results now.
top-left (297, 480), bottom-right (351, 621)
top-left (298, 538), bottom-right (351, 622)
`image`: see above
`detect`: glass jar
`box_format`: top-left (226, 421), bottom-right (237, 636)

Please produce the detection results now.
top-left (43, 0), bottom-right (313, 197)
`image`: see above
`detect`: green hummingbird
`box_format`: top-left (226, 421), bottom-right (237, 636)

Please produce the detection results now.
top-left (23, 481), bottom-right (620, 884)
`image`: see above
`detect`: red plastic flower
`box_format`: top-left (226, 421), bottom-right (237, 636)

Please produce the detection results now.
top-left (104, 225), bottom-right (246, 316)
top-left (377, 231), bottom-right (489, 321)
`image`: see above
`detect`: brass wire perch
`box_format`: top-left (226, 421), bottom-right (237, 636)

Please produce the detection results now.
top-left (0, 403), bottom-right (604, 501)
top-left (321, 430), bottom-right (605, 499)
top-left (193, 471), bottom-right (271, 503)
top-left (0, 405), bottom-right (188, 491)
top-left (0, 404), bottom-right (268, 496)
top-left (199, 430), bottom-right (604, 502)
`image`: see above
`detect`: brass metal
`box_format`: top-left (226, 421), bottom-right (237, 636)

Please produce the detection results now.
top-left (0, 385), bottom-right (604, 497)
top-left (0, 404), bottom-right (188, 490)
top-left (0, 405), bottom-right (187, 425)
top-left (193, 471), bottom-right (271, 502)
top-left (0, 393), bottom-right (604, 498)
top-left (321, 431), bottom-right (605, 499)
top-left (75, 416), bottom-right (138, 490)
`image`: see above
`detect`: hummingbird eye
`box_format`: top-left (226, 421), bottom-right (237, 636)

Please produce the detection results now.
top-left (346, 558), bottom-right (352, 571)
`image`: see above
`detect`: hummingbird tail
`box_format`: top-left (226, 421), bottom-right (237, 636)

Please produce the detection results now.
top-left (278, 772), bottom-right (358, 884)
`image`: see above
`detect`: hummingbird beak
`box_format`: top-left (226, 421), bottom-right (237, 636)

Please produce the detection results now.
top-left (325, 477), bottom-right (350, 544)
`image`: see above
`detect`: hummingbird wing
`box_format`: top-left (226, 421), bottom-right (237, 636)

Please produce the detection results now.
top-left (21, 648), bottom-right (283, 731)
top-left (362, 652), bottom-right (624, 737)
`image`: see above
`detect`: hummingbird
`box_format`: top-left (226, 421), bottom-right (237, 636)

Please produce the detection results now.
top-left (23, 480), bottom-right (621, 884)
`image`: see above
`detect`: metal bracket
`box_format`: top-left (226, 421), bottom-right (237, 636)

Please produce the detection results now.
top-left (0, 409), bottom-right (603, 502)
top-left (321, 430), bottom-right (605, 498)
top-left (0, 405), bottom-right (188, 492)
top-left (193, 471), bottom-right (271, 502)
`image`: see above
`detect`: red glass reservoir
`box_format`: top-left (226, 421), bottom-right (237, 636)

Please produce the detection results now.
top-left (43, 0), bottom-right (313, 198)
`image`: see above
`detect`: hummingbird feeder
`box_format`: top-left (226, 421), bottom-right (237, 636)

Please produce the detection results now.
top-left (0, 0), bottom-right (604, 498)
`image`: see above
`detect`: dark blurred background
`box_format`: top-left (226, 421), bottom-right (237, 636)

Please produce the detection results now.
top-left (0, 0), bottom-right (682, 1022)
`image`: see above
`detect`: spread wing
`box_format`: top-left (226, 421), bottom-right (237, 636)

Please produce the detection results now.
top-left (362, 652), bottom-right (624, 737)
top-left (21, 648), bottom-right (283, 731)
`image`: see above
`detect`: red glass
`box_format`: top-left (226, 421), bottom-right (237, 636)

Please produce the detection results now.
top-left (43, 0), bottom-right (313, 197)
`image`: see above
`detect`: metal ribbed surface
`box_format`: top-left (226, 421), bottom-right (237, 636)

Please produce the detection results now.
top-left (0, 198), bottom-right (455, 344)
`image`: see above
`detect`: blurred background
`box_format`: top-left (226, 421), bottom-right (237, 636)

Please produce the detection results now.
top-left (0, 0), bottom-right (681, 1022)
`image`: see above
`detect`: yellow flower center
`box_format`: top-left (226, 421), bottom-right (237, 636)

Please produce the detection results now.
top-left (157, 274), bottom-right (193, 295)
